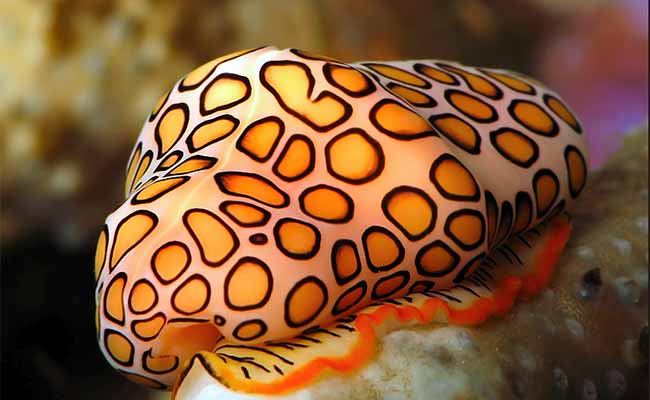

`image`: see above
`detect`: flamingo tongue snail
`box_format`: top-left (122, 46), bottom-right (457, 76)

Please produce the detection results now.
top-left (92, 47), bottom-right (588, 396)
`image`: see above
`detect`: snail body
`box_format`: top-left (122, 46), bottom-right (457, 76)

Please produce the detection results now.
top-left (94, 47), bottom-right (587, 392)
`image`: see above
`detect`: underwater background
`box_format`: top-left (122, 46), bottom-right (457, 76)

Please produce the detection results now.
top-left (1, 0), bottom-right (647, 399)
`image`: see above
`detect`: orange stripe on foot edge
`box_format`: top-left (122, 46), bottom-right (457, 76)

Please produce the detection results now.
top-left (519, 215), bottom-right (571, 300)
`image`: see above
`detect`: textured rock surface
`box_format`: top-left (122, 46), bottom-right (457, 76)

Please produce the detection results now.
top-left (164, 129), bottom-right (648, 400)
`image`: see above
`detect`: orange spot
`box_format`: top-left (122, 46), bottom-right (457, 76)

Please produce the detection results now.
top-left (238, 117), bottom-right (284, 162)
top-left (156, 104), bottom-right (188, 155)
top-left (219, 201), bottom-right (269, 227)
top-left (286, 278), bottom-right (327, 327)
top-left (172, 275), bottom-right (210, 315)
top-left (325, 64), bottom-right (374, 96)
top-left (187, 116), bottom-right (238, 151)
top-left (201, 74), bottom-right (250, 115)
top-left (157, 151), bottom-right (182, 170)
top-left (430, 114), bottom-right (480, 154)
top-left (94, 227), bottom-right (107, 280)
top-left (233, 320), bottom-right (267, 341)
top-left (387, 83), bottom-right (435, 107)
top-left (132, 177), bottom-right (188, 204)
top-left (513, 193), bottom-right (533, 234)
top-left (301, 185), bottom-right (352, 223)
top-left (370, 100), bottom-right (434, 139)
top-left (446, 211), bottom-right (485, 249)
top-left (332, 240), bottom-right (360, 284)
top-left (131, 150), bottom-right (153, 194)
top-left (409, 281), bottom-right (433, 293)
top-left (225, 258), bottom-right (271, 310)
top-left (364, 228), bottom-right (402, 271)
top-left (273, 135), bottom-right (314, 181)
top-left (184, 209), bottom-right (238, 266)
top-left (110, 211), bottom-right (157, 269)
top-left (364, 63), bottom-right (428, 87)
top-left (383, 187), bottom-right (436, 241)
top-left (333, 283), bottom-right (366, 314)
top-left (545, 95), bottom-right (580, 132)
top-left (275, 219), bottom-right (319, 259)
top-left (168, 156), bottom-right (217, 175)
top-left (152, 242), bottom-right (190, 284)
top-left (105, 330), bottom-right (134, 365)
top-left (430, 155), bottom-right (479, 201)
top-left (326, 129), bottom-right (383, 183)
top-left (439, 64), bottom-right (501, 99)
top-left (533, 170), bottom-right (559, 217)
top-left (490, 128), bottom-right (538, 167)
top-left (261, 61), bottom-right (350, 131)
top-left (216, 172), bottom-right (288, 208)
top-left (129, 280), bottom-right (157, 314)
top-left (417, 241), bottom-right (458, 276)
top-left (372, 272), bottom-right (408, 298)
top-left (446, 90), bottom-right (495, 122)
top-left (124, 144), bottom-right (142, 196)
top-left (414, 63), bottom-right (458, 85)
top-left (105, 274), bottom-right (126, 324)
top-left (132, 314), bottom-right (166, 340)
top-left (510, 100), bottom-right (556, 136)
top-left (565, 147), bottom-right (587, 197)
top-left (482, 70), bottom-right (534, 94)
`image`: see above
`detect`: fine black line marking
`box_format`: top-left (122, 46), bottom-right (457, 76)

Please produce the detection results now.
top-left (469, 276), bottom-right (490, 291)
top-left (473, 269), bottom-right (487, 281)
top-left (303, 327), bottom-right (341, 338)
top-left (503, 244), bottom-right (523, 265)
top-left (470, 274), bottom-right (486, 286)
top-left (517, 235), bottom-right (532, 248)
top-left (455, 284), bottom-right (481, 298)
top-left (168, 317), bottom-right (209, 323)
top-left (219, 354), bottom-right (270, 373)
top-left (497, 248), bottom-right (513, 264)
top-left (217, 345), bottom-right (294, 365)
top-left (266, 342), bottom-right (308, 350)
top-left (478, 267), bottom-right (494, 280)
top-left (336, 324), bottom-right (355, 332)
top-left (482, 262), bottom-right (495, 270)
top-left (297, 335), bottom-right (321, 344)
top-left (431, 290), bottom-right (462, 303)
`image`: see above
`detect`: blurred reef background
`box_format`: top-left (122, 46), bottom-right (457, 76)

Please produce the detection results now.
top-left (0, 0), bottom-right (647, 399)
